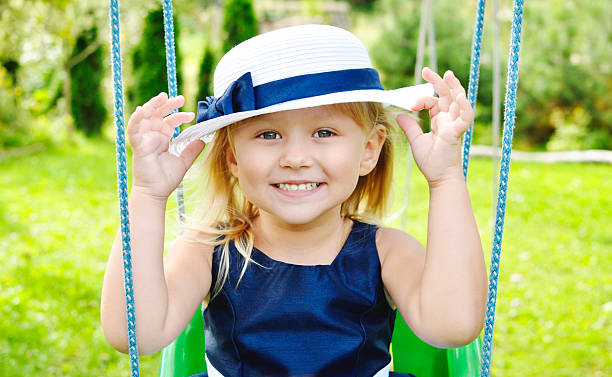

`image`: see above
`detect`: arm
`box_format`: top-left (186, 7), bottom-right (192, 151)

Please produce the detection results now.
top-left (381, 68), bottom-right (487, 348)
top-left (100, 93), bottom-right (209, 355)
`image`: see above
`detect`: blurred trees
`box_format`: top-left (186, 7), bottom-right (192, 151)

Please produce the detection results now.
top-left (128, 7), bottom-right (184, 109)
top-left (196, 46), bottom-right (216, 100)
top-left (222, 0), bottom-right (258, 53)
top-left (0, 62), bottom-right (26, 147)
top-left (518, 0), bottom-right (612, 149)
top-left (0, 0), bottom-right (610, 150)
top-left (369, 0), bottom-right (611, 150)
top-left (0, 0), bottom-right (104, 146)
top-left (193, 0), bottom-right (258, 105)
top-left (69, 26), bottom-right (107, 136)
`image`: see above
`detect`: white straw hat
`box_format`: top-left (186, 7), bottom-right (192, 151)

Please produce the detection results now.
top-left (169, 24), bottom-right (433, 155)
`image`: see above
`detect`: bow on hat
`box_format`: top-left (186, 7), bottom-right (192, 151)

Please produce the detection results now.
top-left (196, 72), bottom-right (256, 123)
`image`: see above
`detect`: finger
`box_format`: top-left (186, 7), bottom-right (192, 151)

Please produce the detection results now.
top-left (179, 139), bottom-right (206, 169)
top-left (161, 112), bottom-right (196, 138)
top-left (396, 113), bottom-right (423, 146)
top-left (422, 67), bottom-right (451, 111)
top-left (155, 95), bottom-right (186, 119)
top-left (127, 108), bottom-right (144, 146)
top-left (127, 106), bottom-right (144, 135)
top-left (445, 71), bottom-right (467, 107)
top-left (457, 92), bottom-right (474, 125)
top-left (411, 96), bottom-right (441, 118)
top-left (141, 92), bottom-right (169, 118)
top-left (164, 111), bottom-right (195, 128)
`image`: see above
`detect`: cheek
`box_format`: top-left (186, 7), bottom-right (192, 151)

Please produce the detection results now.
top-left (233, 148), bottom-right (271, 188)
top-left (323, 145), bottom-right (363, 181)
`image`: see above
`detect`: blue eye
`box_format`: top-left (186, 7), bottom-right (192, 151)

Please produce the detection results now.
top-left (258, 131), bottom-right (280, 139)
top-left (314, 129), bottom-right (334, 138)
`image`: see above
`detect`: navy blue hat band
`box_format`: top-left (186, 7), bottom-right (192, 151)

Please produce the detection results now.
top-left (197, 68), bottom-right (384, 123)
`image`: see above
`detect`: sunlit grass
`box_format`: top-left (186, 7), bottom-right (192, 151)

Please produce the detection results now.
top-left (0, 138), bottom-right (610, 376)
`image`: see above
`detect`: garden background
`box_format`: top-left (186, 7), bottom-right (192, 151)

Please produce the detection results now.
top-left (1, 0), bottom-right (610, 376)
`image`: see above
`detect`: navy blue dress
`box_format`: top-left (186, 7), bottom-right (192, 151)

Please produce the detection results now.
top-left (191, 220), bottom-right (415, 377)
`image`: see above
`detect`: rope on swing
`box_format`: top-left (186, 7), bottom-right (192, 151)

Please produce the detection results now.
top-left (478, 1), bottom-right (525, 375)
top-left (161, 0), bottom-right (187, 224)
top-left (109, 1), bottom-right (185, 375)
top-left (108, 0), bottom-right (139, 375)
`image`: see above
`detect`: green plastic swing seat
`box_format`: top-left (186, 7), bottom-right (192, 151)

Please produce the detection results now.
top-left (158, 309), bottom-right (482, 377)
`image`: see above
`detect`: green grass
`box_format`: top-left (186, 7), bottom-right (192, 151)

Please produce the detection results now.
top-left (1, 138), bottom-right (610, 376)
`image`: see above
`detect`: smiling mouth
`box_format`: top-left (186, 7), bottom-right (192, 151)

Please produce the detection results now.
top-left (273, 183), bottom-right (322, 191)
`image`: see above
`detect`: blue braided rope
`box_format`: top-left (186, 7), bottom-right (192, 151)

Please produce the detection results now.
top-left (479, 1), bottom-right (525, 376)
top-left (462, 0), bottom-right (486, 179)
top-left (161, 0), bottom-right (186, 223)
top-left (162, 0), bottom-right (178, 104)
top-left (108, 0), bottom-right (140, 376)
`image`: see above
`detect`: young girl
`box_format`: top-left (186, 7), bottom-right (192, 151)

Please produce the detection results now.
top-left (101, 24), bottom-right (487, 377)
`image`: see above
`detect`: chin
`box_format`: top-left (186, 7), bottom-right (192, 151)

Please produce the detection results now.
top-left (258, 206), bottom-right (336, 227)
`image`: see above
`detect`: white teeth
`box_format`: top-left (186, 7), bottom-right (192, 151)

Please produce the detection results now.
top-left (276, 183), bottom-right (319, 191)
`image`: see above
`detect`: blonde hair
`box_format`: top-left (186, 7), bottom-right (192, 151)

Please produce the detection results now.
top-left (184, 102), bottom-right (400, 298)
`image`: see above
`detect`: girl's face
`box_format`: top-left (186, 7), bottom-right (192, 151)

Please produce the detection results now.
top-left (226, 105), bottom-right (386, 226)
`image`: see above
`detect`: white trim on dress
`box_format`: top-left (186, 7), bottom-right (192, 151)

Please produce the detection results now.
top-left (205, 354), bottom-right (391, 377)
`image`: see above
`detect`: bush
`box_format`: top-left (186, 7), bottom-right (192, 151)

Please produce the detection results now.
top-left (69, 26), bottom-right (107, 136)
top-left (129, 7), bottom-right (184, 110)
top-left (516, 0), bottom-right (612, 148)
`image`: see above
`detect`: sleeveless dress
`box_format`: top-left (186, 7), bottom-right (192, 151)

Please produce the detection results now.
top-left (191, 220), bottom-right (416, 377)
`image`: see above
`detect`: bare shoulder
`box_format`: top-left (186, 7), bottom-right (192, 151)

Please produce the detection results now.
top-left (165, 229), bottom-right (215, 288)
top-left (375, 227), bottom-right (425, 268)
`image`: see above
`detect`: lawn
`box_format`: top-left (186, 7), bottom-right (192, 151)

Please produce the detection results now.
top-left (0, 138), bottom-right (610, 376)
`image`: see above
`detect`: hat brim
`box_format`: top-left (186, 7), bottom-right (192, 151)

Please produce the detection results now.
top-left (169, 83), bottom-right (434, 156)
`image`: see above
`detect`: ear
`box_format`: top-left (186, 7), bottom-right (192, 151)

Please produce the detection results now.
top-left (225, 145), bottom-right (238, 177)
top-left (359, 124), bottom-right (387, 176)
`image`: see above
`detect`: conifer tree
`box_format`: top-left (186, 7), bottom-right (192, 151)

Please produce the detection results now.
top-left (222, 0), bottom-right (258, 53)
top-left (129, 7), bottom-right (183, 109)
top-left (69, 26), bottom-right (107, 136)
top-left (196, 46), bottom-right (216, 101)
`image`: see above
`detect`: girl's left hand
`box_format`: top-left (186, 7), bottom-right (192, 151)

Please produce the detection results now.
top-left (397, 67), bottom-right (473, 185)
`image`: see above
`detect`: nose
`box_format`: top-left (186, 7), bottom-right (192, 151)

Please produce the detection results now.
top-left (279, 138), bottom-right (313, 169)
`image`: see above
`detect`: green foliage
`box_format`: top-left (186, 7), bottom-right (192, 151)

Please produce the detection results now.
top-left (517, 0), bottom-right (612, 149)
top-left (129, 8), bottom-right (184, 110)
top-left (1, 139), bottom-right (610, 375)
top-left (345, 0), bottom-right (379, 11)
top-left (196, 45), bottom-right (217, 100)
top-left (370, 0), bottom-right (495, 125)
top-left (0, 65), bottom-right (27, 147)
top-left (367, 0), bottom-right (611, 150)
top-left (222, 0), bottom-right (258, 53)
top-left (69, 26), bottom-right (107, 136)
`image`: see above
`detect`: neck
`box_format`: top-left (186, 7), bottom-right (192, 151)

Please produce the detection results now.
top-left (252, 208), bottom-right (352, 265)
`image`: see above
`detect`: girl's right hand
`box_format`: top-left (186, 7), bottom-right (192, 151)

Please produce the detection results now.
top-left (127, 92), bottom-right (205, 200)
